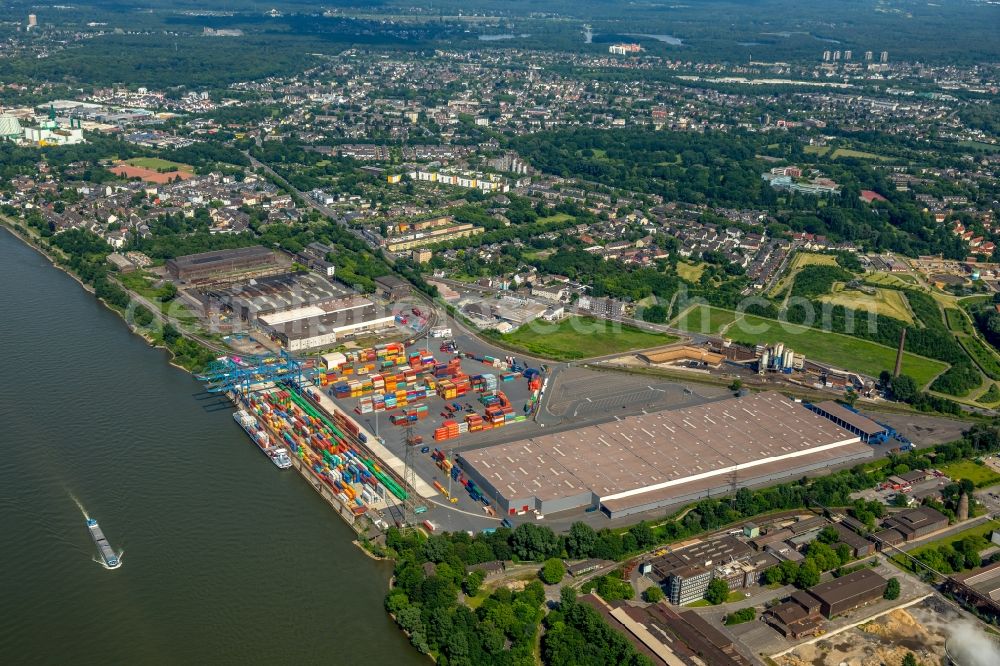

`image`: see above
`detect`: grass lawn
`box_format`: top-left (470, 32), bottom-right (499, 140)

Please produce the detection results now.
top-left (804, 145), bottom-right (830, 156)
top-left (866, 272), bottom-right (919, 287)
top-left (670, 305), bottom-right (738, 334)
top-left (125, 157), bottom-right (194, 172)
top-left (790, 252), bottom-right (839, 270)
top-left (958, 335), bottom-right (1000, 381)
top-left (900, 519), bottom-right (1000, 564)
top-left (500, 316), bottom-right (677, 361)
top-left (770, 252), bottom-right (838, 297)
top-left (830, 148), bottom-right (892, 161)
top-left (535, 212), bottom-right (574, 225)
top-left (937, 461), bottom-right (1000, 488)
top-left (676, 261), bottom-right (707, 282)
top-left (725, 312), bottom-right (947, 387)
top-left (684, 599), bottom-right (712, 608)
top-left (945, 308), bottom-right (974, 335)
top-left (819, 283), bottom-right (913, 323)
top-left (978, 383), bottom-right (1000, 406)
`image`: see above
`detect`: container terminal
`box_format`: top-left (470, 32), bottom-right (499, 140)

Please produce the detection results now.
top-left (205, 336), bottom-right (891, 538)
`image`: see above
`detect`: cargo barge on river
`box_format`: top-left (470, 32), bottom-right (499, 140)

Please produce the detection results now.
top-left (87, 518), bottom-right (122, 569)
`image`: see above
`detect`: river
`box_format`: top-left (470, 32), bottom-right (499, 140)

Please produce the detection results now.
top-left (0, 229), bottom-right (423, 665)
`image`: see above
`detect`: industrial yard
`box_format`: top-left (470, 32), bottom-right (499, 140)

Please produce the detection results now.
top-left (773, 595), bottom-right (990, 666)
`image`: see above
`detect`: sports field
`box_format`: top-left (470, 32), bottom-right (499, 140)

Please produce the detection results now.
top-left (724, 312), bottom-right (947, 387)
top-left (500, 316), bottom-right (677, 361)
top-left (125, 157), bottom-right (194, 173)
top-left (818, 283), bottom-right (913, 323)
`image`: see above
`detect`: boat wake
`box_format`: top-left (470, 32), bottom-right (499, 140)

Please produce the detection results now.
top-left (69, 492), bottom-right (89, 520)
top-left (95, 550), bottom-right (124, 570)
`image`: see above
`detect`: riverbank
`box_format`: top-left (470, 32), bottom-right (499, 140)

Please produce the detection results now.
top-left (0, 230), bottom-right (426, 665)
top-left (0, 218), bottom-right (214, 374)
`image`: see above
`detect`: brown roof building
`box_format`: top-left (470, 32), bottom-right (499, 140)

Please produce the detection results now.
top-left (807, 568), bottom-right (888, 618)
top-left (765, 569), bottom-right (889, 636)
top-left (880, 506), bottom-right (949, 542)
top-left (579, 593), bottom-right (753, 666)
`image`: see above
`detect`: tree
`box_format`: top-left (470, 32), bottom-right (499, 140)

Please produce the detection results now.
top-left (729, 378), bottom-right (743, 393)
top-left (725, 607), bottom-right (756, 625)
top-left (158, 281), bottom-right (178, 302)
top-left (844, 388), bottom-right (858, 407)
top-left (884, 577), bottom-right (900, 600)
top-left (642, 586), bottom-right (664, 603)
top-left (463, 569), bottom-right (485, 597)
top-left (560, 585), bottom-right (577, 610)
top-left (795, 560), bottom-right (820, 588)
top-left (565, 522), bottom-right (598, 558)
top-left (540, 558), bottom-right (566, 585)
top-left (644, 304), bottom-right (668, 323)
top-left (817, 526), bottom-right (840, 545)
top-left (510, 523), bottom-right (560, 561)
top-left (902, 652), bottom-right (917, 666)
top-left (890, 374), bottom-right (919, 403)
top-left (892, 492), bottom-right (911, 508)
top-left (706, 579), bottom-right (730, 605)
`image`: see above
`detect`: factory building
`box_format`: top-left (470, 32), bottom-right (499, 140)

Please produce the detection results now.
top-left (807, 401), bottom-right (888, 443)
top-left (764, 569), bottom-right (888, 637)
top-left (166, 246), bottom-right (280, 283)
top-left (261, 296), bottom-right (395, 351)
top-left (457, 392), bottom-right (873, 519)
top-left (210, 272), bottom-right (395, 351)
top-left (643, 535), bottom-right (780, 605)
top-left (872, 506), bottom-right (949, 547)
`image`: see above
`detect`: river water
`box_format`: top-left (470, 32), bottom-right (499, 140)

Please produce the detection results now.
top-left (0, 229), bottom-right (423, 665)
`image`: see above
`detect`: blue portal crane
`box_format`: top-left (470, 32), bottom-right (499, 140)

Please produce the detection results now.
top-left (197, 349), bottom-right (309, 397)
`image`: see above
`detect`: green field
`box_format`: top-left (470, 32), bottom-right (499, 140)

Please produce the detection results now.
top-left (770, 252), bottom-right (838, 297)
top-left (125, 157), bottom-right (194, 172)
top-left (535, 212), bottom-right (574, 225)
top-left (670, 305), bottom-right (738, 334)
top-left (866, 272), bottom-right (919, 287)
top-left (803, 145), bottom-right (891, 161)
top-left (978, 383), bottom-right (1000, 405)
top-left (900, 519), bottom-right (1000, 565)
top-left (831, 148), bottom-right (892, 161)
top-left (500, 316), bottom-right (677, 361)
top-left (725, 312), bottom-right (947, 387)
top-left (945, 308), bottom-right (974, 334)
top-left (676, 261), bottom-right (707, 282)
top-left (938, 461), bottom-right (1000, 488)
top-left (958, 335), bottom-right (1000, 381)
top-left (819, 283), bottom-right (913, 324)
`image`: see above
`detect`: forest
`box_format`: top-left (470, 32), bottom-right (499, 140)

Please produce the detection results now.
top-left (509, 127), bottom-right (967, 259)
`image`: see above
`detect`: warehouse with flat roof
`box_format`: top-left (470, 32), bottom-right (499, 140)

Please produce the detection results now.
top-left (458, 392), bottom-right (873, 519)
top-left (166, 245), bottom-right (280, 282)
top-left (808, 401), bottom-right (888, 443)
